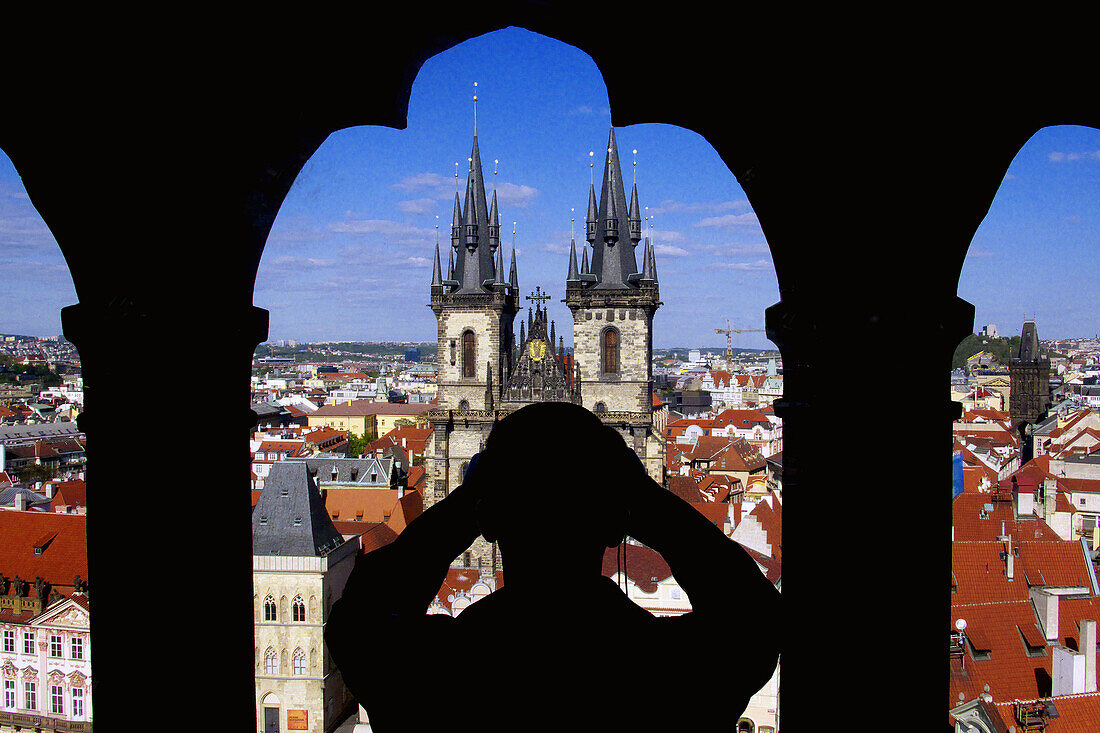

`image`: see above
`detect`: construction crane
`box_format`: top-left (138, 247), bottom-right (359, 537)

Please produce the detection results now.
top-left (715, 319), bottom-right (764, 366)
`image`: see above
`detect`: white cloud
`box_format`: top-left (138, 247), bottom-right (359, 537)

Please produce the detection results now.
top-left (397, 198), bottom-right (438, 215)
top-left (495, 182), bottom-right (539, 208)
top-left (393, 172), bottom-right (452, 193)
top-left (649, 199), bottom-right (751, 216)
top-left (695, 212), bottom-right (760, 228)
top-left (654, 244), bottom-right (690, 257)
top-left (704, 242), bottom-right (770, 256)
top-left (406, 257), bottom-right (431, 267)
top-left (539, 242), bottom-right (572, 254)
top-left (649, 229), bottom-right (685, 244)
top-left (1048, 151), bottom-right (1100, 163)
top-left (712, 259), bottom-right (774, 271)
top-left (328, 216), bottom-right (433, 239)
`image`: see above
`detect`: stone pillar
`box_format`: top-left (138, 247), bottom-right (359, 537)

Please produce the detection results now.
top-left (62, 300), bottom-right (268, 731)
top-left (765, 294), bottom-right (973, 731)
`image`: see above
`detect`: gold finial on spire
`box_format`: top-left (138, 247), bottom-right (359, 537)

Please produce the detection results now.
top-left (435, 215), bottom-right (440, 243)
top-left (455, 162), bottom-right (459, 192)
top-left (633, 149), bottom-right (638, 186)
top-left (494, 159), bottom-right (498, 192)
top-left (589, 151), bottom-right (594, 185)
top-left (473, 81), bottom-right (479, 135)
top-left (571, 207), bottom-right (575, 239)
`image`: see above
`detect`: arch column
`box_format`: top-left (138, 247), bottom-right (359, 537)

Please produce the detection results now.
top-left (764, 294), bottom-right (974, 728)
top-left (60, 300), bottom-right (268, 731)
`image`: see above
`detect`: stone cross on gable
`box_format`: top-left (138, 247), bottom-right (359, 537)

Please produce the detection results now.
top-left (527, 285), bottom-right (551, 311)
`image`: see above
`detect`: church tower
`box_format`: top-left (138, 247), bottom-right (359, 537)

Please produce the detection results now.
top-left (427, 133), bottom-right (518, 579)
top-left (1009, 319), bottom-right (1050, 438)
top-left (564, 128), bottom-right (664, 481)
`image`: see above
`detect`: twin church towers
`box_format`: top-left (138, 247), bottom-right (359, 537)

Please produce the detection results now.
top-left (426, 125), bottom-right (664, 575)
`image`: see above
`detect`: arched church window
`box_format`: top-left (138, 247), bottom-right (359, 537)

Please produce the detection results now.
top-left (293, 648), bottom-right (306, 675)
top-left (263, 595), bottom-right (277, 621)
top-left (595, 402), bottom-right (607, 414)
top-left (292, 595), bottom-right (306, 622)
top-left (458, 399), bottom-right (469, 410)
top-left (602, 327), bottom-right (620, 374)
top-left (264, 648), bottom-right (277, 675)
top-left (462, 330), bottom-right (476, 378)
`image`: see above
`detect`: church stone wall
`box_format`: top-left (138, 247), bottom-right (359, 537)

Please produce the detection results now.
top-left (573, 307), bottom-right (652, 414)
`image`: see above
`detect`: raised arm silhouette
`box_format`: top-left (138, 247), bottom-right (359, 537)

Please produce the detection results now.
top-left (326, 401), bottom-right (781, 732)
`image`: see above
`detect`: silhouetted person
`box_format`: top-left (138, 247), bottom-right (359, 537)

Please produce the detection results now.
top-left (326, 402), bottom-right (781, 731)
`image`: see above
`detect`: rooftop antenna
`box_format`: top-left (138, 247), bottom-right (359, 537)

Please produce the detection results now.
top-left (473, 81), bottom-right (479, 135)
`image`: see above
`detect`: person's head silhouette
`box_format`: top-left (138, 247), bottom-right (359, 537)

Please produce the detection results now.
top-left (469, 402), bottom-right (640, 587)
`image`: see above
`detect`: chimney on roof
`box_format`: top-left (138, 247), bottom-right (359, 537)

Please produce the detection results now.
top-left (1053, 645), bottom-right (1088, 696)
top-left (1084, 619), bottom-right (1097, 692)
top-left (1005, 535), bottom-right (1014, 581)
top-left (1031, 587), bottom-right (1060, 642)
top-left (14, 491), bottom-right (25, 512)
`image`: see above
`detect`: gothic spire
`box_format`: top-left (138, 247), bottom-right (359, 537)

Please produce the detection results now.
top-left (451, 192), bottom-right (462, 249)
top-left (494, 237), bottom-right (506, 284)
top-left (641, 237), bottom-right (657, 282)
top-left (431, 240), bottom-right (443, 287)
top-left (488, 189), bottom-right (500, 252)
top-left (588, 127), bottom-right (639, 289)
top-left (628, 182), bottom-right (642, 243)
top-left (566, 238), bottom-right (580, 282)
top-left (455, 136), bottom-right (496, 294)
top-left (585, 184), bottom-right (598, 243)
top-left (580, 243), bottom-right (590, 275)
top-left (509, 240), bottom-right (519, 291)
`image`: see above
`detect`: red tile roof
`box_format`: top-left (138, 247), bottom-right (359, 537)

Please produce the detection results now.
top-left (601, 542), bottom-right (673, 593)
top-left (0, 511), bottom-right (87, 596)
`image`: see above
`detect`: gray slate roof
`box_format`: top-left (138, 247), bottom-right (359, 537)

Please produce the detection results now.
top-left (303, 456), bottom-right (397, 487)
top-left (252, 461), bottom-right (345, 557)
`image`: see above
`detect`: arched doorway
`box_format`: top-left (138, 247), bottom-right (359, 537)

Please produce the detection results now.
top-left (260, 691), bottom-right (281, 733)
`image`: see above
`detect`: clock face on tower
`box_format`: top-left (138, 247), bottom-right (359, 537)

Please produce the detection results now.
top-left (528, 338), bottom-right (547, 361)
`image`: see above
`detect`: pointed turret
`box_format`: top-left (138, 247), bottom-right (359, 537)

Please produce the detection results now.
top-left (488, 190), bottom-right (500, 252)
top-left (585, 184), bottom-right (598, 243)
top-left (566, 239), bottom-right (580, 282)
top-left (451, 192), bottom-right (462, 249)
top-left (628, 183), bottom-right (642, 243)
top-left (509, 243), bottom-right (519, 291)
top-left (641, 237), bottom-right (657, 282)
top-left (494, 239), bottom-right (506, 284)
top-left (580, 245), bottom-right (590, 275)
top-left (431, 240), bottom-right (443, 289)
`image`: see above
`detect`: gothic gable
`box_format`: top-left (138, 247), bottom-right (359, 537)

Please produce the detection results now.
top-left (503, 302), bottom-right (577, 405)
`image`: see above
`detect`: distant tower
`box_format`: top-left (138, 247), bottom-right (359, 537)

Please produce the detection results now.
top-left (1009, 319), bottom-right (1050, 437)
top-left (564, 127), bottom-right (664, 481)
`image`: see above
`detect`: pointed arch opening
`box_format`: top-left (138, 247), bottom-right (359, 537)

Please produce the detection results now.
top-left (949, 123), bottom-right (1100, 711)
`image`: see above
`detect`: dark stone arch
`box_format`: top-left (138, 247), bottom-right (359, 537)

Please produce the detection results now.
top-left (2, 11), bottom-right (1100, 732)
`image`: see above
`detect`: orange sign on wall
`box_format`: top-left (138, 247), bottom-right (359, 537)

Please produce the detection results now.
top-left (287, 709), bottom-right (308, 730)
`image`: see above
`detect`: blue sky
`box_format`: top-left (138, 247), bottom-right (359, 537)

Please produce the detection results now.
top-left (1, 27), bottom-right (1098, 347)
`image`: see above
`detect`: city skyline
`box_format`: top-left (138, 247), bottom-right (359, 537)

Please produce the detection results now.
top-left (1, 28), bottom-right (1098, 346)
